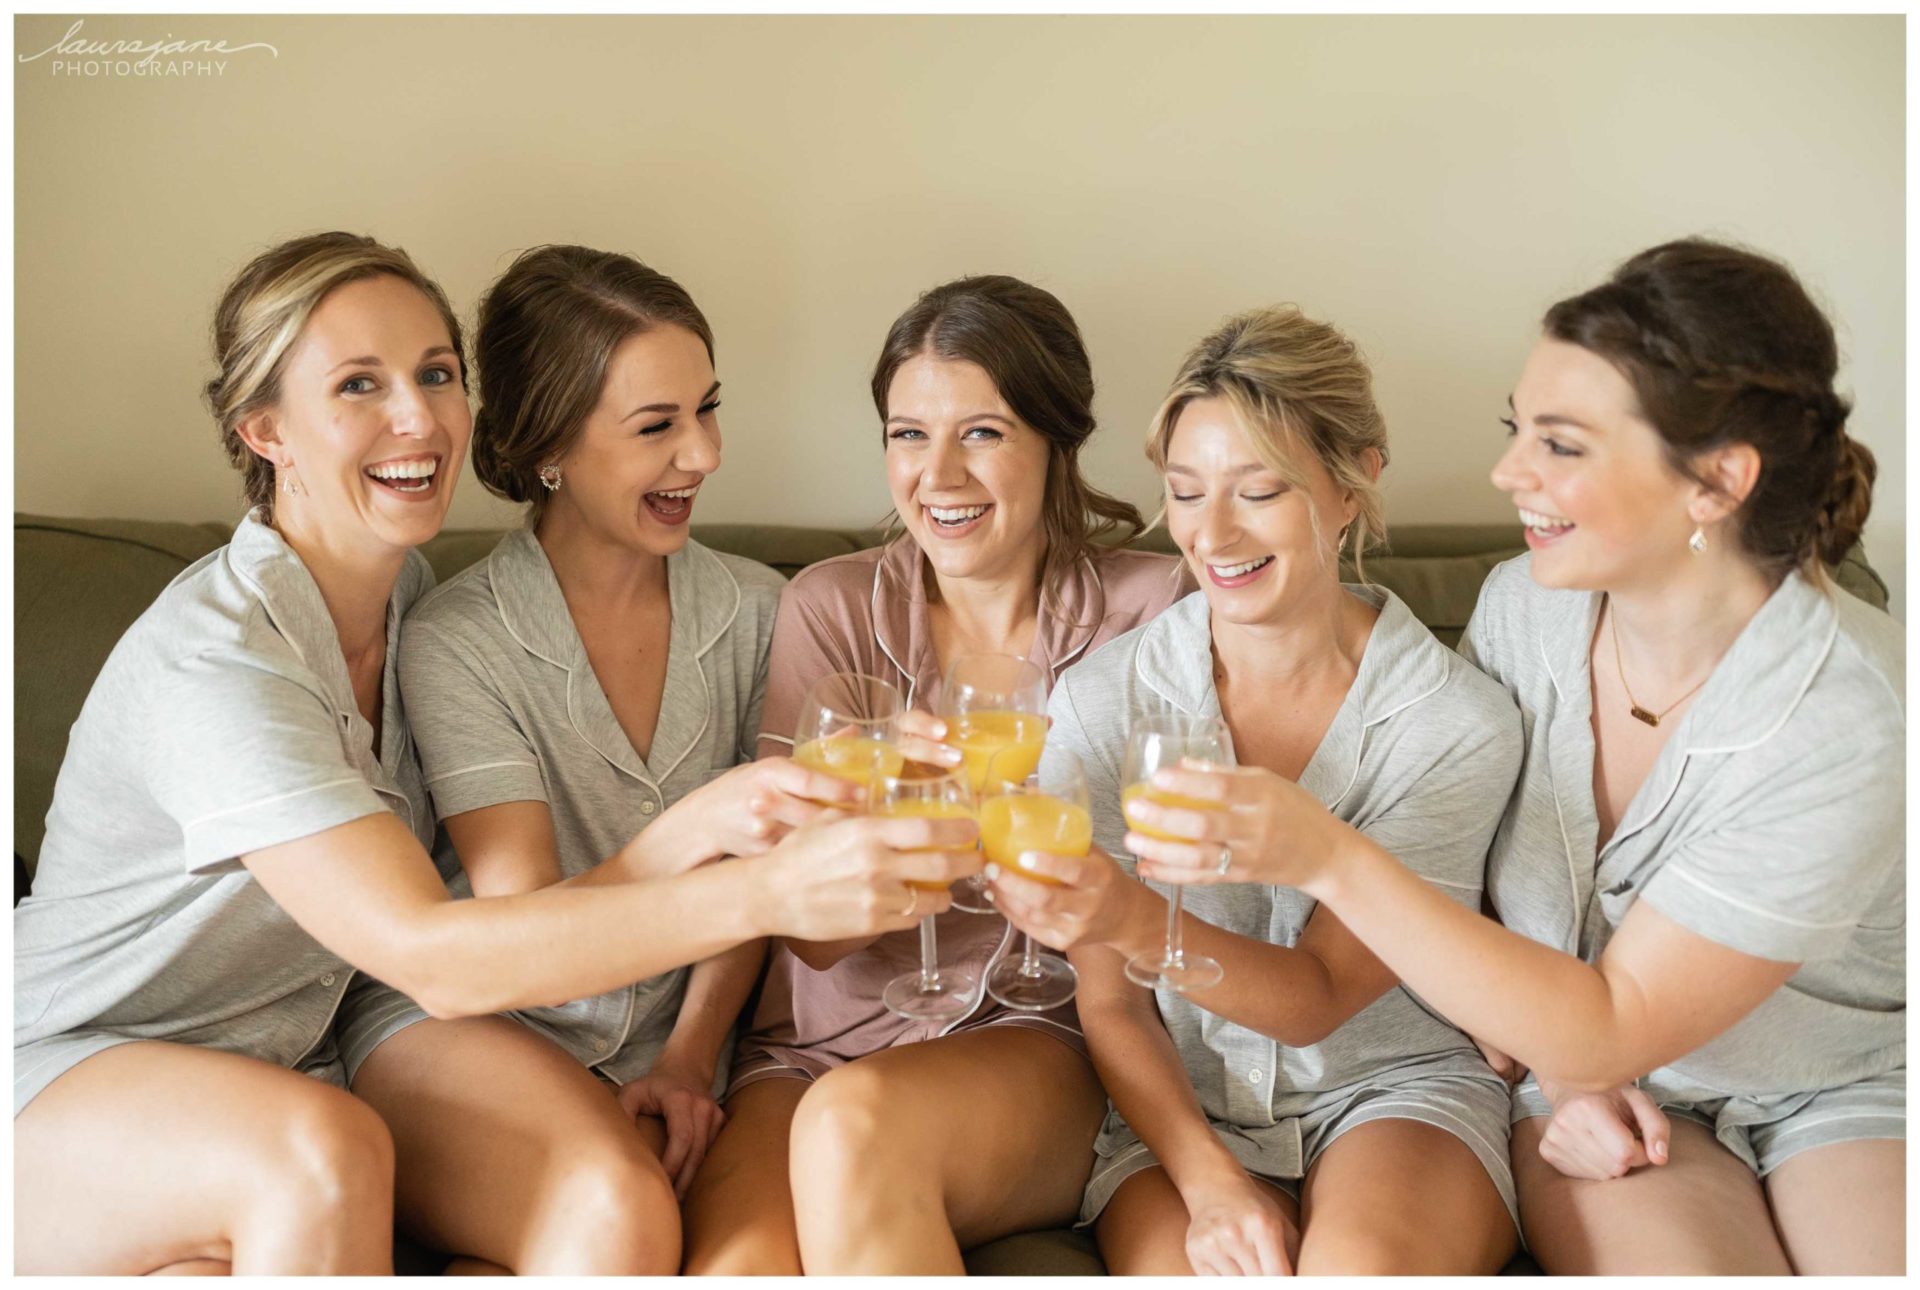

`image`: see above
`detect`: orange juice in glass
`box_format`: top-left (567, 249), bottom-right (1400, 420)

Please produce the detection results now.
top-left (948, 710), bottom-right (1048, 795)
top-left (980, 747), bottom-right (1088, 1011)
top-left (791, 672), bottom-right (905, 810)
top-left (978, 792), bottom-right (1091, 887)
top-left (793, 734), bottom-right (906, 806)
top-left (1121, 714), bottom-right (1232, 993)
top-left (872, 768), bottom-right (979, 1021)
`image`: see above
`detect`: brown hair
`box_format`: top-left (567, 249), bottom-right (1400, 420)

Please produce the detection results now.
top-left (870, 275), bottom-right (1144, 591)
top-left (471, 244), bottom-right (713, 519)
top-left (204, 231), bottom-right (465, 517)
top-left (1146, 305), bottom-right (1390, 580)
top-left (1544, 238), bottom-right (1872, 573)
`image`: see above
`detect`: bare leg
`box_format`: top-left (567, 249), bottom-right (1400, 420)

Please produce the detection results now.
top-left (14, 1041), bottom-right (393, 1275)
top-left (788, 1027), bottom-right (1106, 1275)
top-left (1295, 1118), bottom-right (1515, 1273)
top-left (145, 1261), bottom-right (234, 1275)
top-left (1512, 1113), bottom-right (1793, 1274)
top-left (350, 1015), bottom-right (678, 1276)
top-left (1096, 1164), bottom-right (1300, 1276)
top-left (1764, 1137), bottom-right (1905, 1274)
top-left (681, 1078), bottom-right (810, 1275)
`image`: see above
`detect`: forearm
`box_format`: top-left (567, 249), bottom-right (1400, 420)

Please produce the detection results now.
top-left (1311, 833), bottom-right (1638, 1090)
top-left (403, 859), bottom-right (772, 1019)
top-left (657, 939), bottom-right (767, 1081)
top-left (1094, 880), bottom-right (1354, 1047)
top-left (1073, 948), bottom-right (1244, 1194)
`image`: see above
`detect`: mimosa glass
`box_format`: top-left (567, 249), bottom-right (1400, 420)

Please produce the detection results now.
top-left (1122, 714), bottom-right (1231, 992)
top-left (874, 767), bottom-right (980, 1021)
top-left (940, 653), bottom-right (1048, 914)
top-left (980, 747), bottom-right (1089, 1011)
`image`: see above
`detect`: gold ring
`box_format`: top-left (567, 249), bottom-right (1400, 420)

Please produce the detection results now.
top-left (900, 887), bottom-right (920, 918)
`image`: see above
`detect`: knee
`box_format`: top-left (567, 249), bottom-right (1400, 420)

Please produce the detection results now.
top-left (265, 1089), bottom-right (394, 1219)
top-left (1297, 1224), bottom-right (1431, 1276)
top-left (530, 1138), bottom-right (680, 1276)
top-left (788, 1065), bottom-right (897, 1186)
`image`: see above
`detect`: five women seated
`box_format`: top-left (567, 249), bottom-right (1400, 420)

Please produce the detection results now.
top-left (12, 231), bottom-right (1904, 1275)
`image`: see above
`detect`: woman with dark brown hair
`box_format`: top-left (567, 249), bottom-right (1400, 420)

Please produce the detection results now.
top-left (337, 245), bottom-right (981, 1274)
top-left (1119, 239), bottom-right (1904, 1274)
top-left (681, 275), bottom-right (1192, 1273)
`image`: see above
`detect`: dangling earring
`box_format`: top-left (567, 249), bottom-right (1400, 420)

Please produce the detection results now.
top-left (279, 463), bottom-right (303, 497)
top-left (1688, 525), bottom-right (1707, 554)
top-left (539, 464), bottom-right (562, 492)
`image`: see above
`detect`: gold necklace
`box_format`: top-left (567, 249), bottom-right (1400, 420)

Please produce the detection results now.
top-left (1608, 599), bottom-right (1711, 727)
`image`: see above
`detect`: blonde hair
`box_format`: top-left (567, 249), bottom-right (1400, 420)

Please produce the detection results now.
top-left (204, 231), bottom-right (466, 516)
top-left (1146, 305), bottom-right (1389, 580)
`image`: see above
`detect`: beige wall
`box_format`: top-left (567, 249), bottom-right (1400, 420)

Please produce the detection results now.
top-left (16, 14), bottom-right (1905, 614)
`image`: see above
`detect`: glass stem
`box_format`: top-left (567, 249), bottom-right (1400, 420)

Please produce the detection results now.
top-left (1020, 932), bottom-right (1043, 978)
top-left (918, 915), bottom-right (940, 990)
top-left (1164, 886), bottom-right (1186, 965)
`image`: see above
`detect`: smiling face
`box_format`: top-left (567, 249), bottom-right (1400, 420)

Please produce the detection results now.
top-left (884, 353), bottom-right (1052, 584)
top-left (1493, 337), bottom-right (1706, 593)
top-left (245, 273), bottom-right (470, 557)
top-left (1163, 397), bottom-right (1356, 628)
top-left (539, 324), bottom-right (721, 558)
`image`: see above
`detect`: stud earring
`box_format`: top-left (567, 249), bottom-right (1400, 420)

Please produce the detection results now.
top-left (539, 464), bottom-right (562, 492)
top-left (1688, 525), bottom-right (1707, 554)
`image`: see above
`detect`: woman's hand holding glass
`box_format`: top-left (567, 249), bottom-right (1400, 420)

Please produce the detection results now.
top-left (754, 810), bottom-right (981, 943)
top-left (984, 843), bottom-right (1151, 956)
top-left (874, 766), bottom-right (980, 1021)
top-left (1124, 759), bottom-right (1350, 893)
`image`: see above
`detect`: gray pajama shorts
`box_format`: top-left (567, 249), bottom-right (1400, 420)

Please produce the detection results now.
top-left (1511, 1065), bottom-right (1906, 1176)
top-left (1079, 1072), bottom-right (1520, 1232)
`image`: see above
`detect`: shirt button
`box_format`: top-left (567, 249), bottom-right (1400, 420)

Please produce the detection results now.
top-left (641, 801), bottom-right (657, 816)
top-left (593, 1038), bottom-right (609, 1052)
top-left (1248, 1068), bottom-right (1263, 1084)
top-left (321, 973), bottom-right (337, 987)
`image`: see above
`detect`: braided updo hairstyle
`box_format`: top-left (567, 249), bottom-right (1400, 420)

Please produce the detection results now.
top-left (1544, 238), bottom-right (1873, 575)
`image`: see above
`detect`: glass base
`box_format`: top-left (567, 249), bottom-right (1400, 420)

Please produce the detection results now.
top-left (1125, 951), bottom-right (1224, 993)
top-left (950, 873), bottom-right (995, 915)
top-left (882, 966), bottom-right (979, 1021)
top-left (985, 953), bottom-right (1077, 1011)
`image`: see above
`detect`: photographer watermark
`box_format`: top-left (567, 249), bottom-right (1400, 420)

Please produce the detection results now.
top-left (19, 18), bottom-right (279, 78)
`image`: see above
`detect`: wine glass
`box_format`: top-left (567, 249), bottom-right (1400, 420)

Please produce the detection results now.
top-left (940, 653), bottom-right (1049, 914)
top-left (874, 767), bottom-right (980, 1021)
top-left (1122, 713), bottom-right (1232, 993)
top-left (980, 746), bottom-right (1090, 1011)
top-left (791, 672), bottom-right (906, 805)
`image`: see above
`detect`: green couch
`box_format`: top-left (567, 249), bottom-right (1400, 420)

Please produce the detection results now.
top-left (12, 512), bottom-right (1891, 1275)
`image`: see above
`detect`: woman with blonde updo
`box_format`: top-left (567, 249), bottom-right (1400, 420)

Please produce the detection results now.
top-left (990, 305), bottom-right (1526, 1274)
top-left (1126, 242), bottom-right (1904, 1274)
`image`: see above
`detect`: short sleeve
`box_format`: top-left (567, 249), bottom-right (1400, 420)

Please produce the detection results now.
top-left (1458, 560), bottom-right (1515, 681)
top-left (399, 619), bottom-right (548, 818)
top-left (144, 650), bottom-right (388, 876)
top-left (1638, 738), bottom-right (1903, 963)
top-left (1042, 668), bottom-right (1129, 868)
top-left (754, 581), bottom-right (864, 761)
top-left (1352, 678), bottom-right (1523, 911)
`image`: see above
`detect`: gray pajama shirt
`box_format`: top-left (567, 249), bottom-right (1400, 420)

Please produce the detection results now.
top-left (334, 528), bottom-right (784, 1088)
top-left (14, 512), bottom-right (435, 1115)
top-left (1045, 588), bottom-right (1526, 1227)
top-left (1462, 556), bottom-right (1905, 1175)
